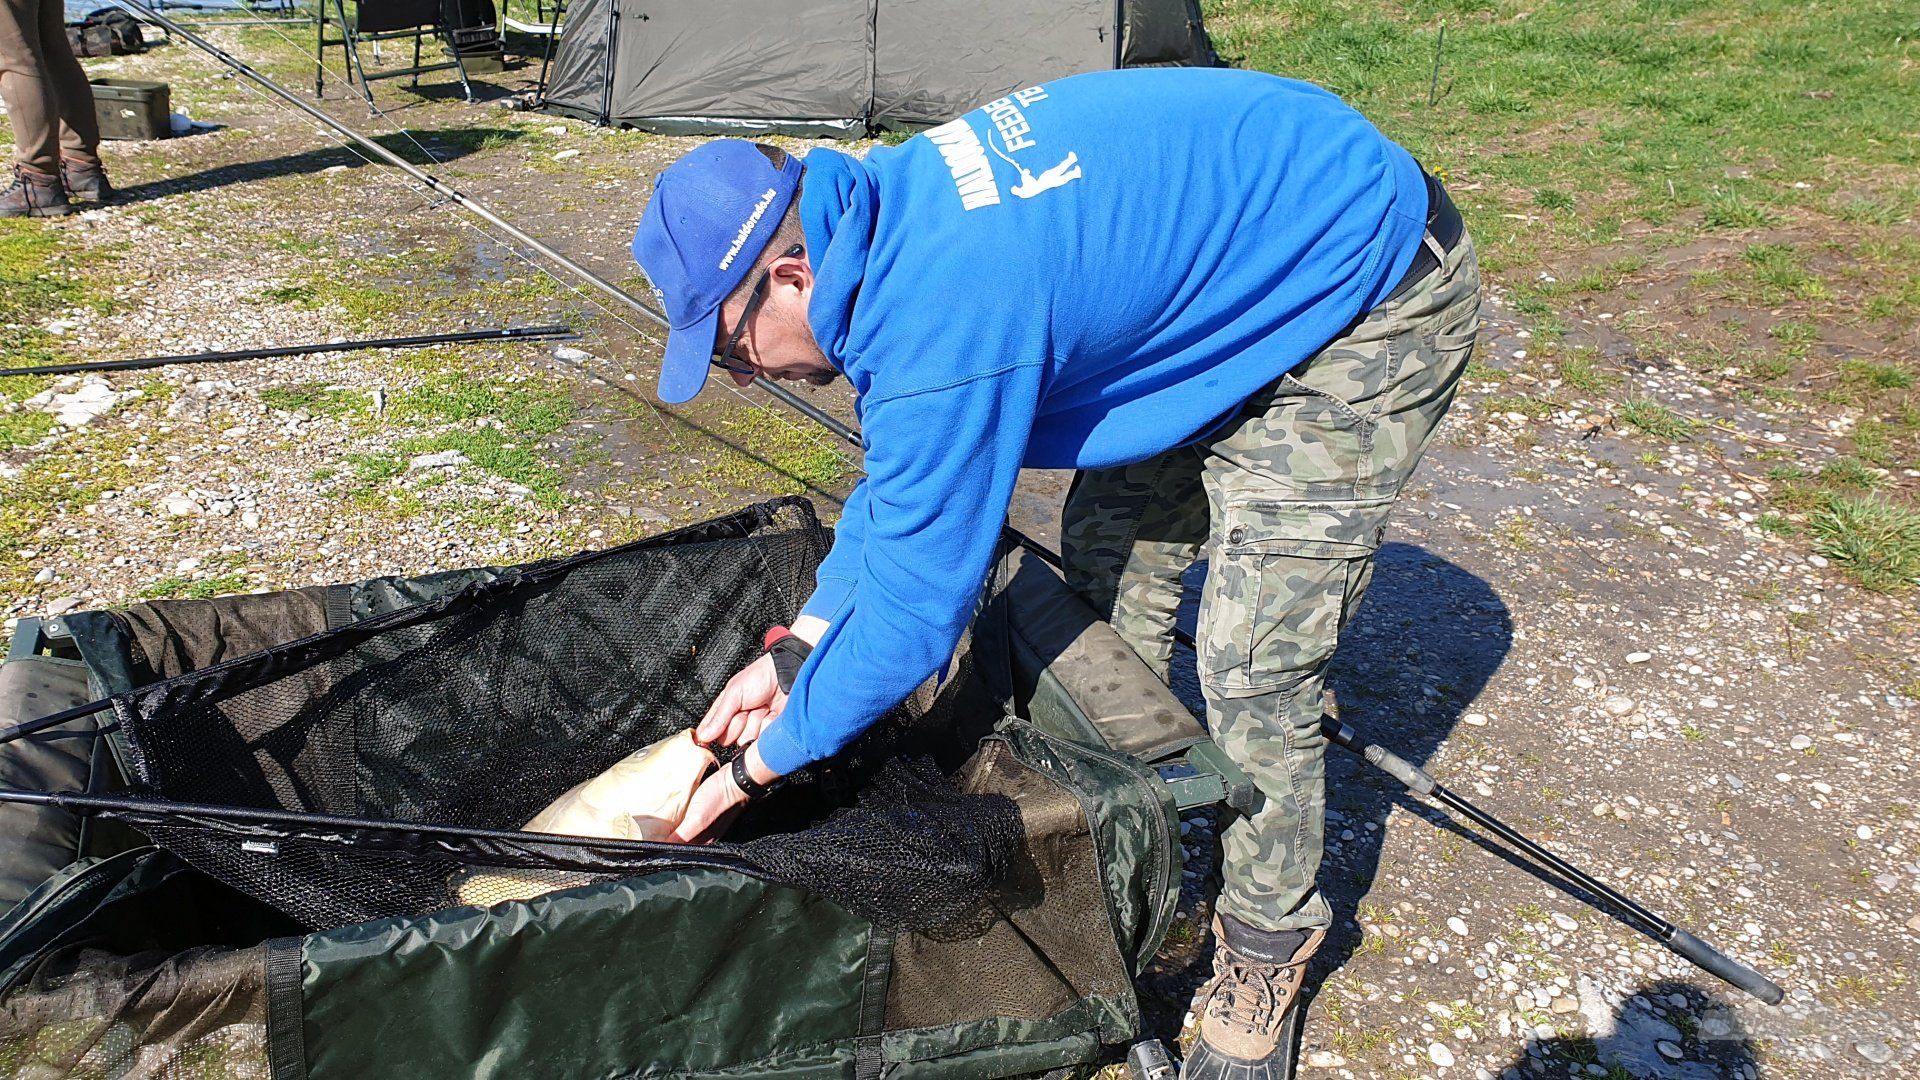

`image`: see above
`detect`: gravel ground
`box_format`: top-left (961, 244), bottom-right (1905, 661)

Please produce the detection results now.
top-left (3, 27), bottom-right (1915, 1080)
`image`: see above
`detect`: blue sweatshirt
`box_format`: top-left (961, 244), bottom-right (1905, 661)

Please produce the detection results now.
top-left (753, 67), bottom-right (1429, 776)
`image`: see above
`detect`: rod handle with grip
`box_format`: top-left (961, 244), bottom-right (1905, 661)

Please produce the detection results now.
top-left (1666, 929), bottom-right (1785, 1006)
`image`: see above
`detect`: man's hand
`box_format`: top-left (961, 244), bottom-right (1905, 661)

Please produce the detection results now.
top-left (695, 615), bottom-right (827, 747)
top-left (671, 746), bottom-right (780, 844)
top-left (697, 652), bottom-right (786, 747)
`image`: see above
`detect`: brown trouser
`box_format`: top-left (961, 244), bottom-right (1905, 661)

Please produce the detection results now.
top-left (0, 0), bottom-right (100, 175)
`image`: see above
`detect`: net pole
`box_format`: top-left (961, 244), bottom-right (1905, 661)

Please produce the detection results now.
top-left (0, 325), bottom-right (576, 379)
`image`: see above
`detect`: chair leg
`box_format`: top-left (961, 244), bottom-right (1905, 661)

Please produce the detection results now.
top-left (449, 31), bottom-right (474, 103)
top-left (314, 0), bottom-right (325, 97)
top-left (332, 0), bottom-right (376, 114)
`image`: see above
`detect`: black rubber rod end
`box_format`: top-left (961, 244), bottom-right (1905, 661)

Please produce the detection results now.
top-left (1668, 929), bottom-right (1786, 1005)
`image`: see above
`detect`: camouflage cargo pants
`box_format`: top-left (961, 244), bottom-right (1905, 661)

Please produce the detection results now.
top-left (1060, 233), bottom-right (1481, 933)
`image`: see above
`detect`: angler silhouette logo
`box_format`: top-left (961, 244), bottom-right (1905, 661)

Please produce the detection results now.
top-left (1003, 149), bottom-right (1081, 199)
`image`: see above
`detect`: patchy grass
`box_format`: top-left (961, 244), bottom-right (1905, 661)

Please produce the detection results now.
top-left (259, 383), bottom-right (371, 419)
top-left (398, 429), bottom-right (566, 507)
top-left (1556, 348), bottom-right (1617, 393)
top-left (391, 374), bottom-right (576, 436)
top-left (700, 409), bottom-right (853, 498)
top-left (1, 219), bottom-right (109, 445)
top-left (138, 572), bottom-right (251, 600)
top-left (1483, 394), bottom-right (1555, 421)
top-left (1619, 398), bottom-right (1696, 442)
top-left (1204, 0), bottom-right (1920, 561)
top-left (1811, 497), bottom-right (1920, 593)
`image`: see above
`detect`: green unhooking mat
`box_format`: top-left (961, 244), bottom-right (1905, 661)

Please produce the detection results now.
top-left (0, 497), bottom-right (1195, 1079)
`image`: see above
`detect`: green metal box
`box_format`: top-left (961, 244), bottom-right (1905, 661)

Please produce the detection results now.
top-left (89, 78), bottom-right (170, 141)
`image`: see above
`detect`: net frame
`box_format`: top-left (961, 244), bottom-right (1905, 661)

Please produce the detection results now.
top-left (45, 498), bottom-right (1023, 933)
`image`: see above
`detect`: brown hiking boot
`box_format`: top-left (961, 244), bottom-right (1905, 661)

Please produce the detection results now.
top-left (1182, 915), bottom-right (1325, 1080)
top-left (60, 160), bottom-right (116, 204)
top-left (0, 167), bottom-right (74, 219)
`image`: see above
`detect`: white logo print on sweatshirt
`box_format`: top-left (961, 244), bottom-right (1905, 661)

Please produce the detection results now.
top-left (984, 87), bottom-right (1081, 200)
top-left (924, 86), bottom-right (1079, 211)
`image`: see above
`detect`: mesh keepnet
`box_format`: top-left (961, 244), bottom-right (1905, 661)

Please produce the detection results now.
top-left (0, 946), bottom-right (270, 1080)
top-left (99, 498), bottom-right (1023, 933)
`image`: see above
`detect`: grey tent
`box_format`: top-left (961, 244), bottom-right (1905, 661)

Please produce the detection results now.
top-left (539, 0), bottom-right (1214, 136)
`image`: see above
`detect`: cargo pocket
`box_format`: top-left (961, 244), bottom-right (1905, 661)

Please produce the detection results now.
top-left (1201, 499), bottom-right (1392, 699)
top-left (1428, 292), bottom-right (1482, 358)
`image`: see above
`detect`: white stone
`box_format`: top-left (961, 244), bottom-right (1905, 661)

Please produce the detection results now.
top-left (1656, 1041), bottom-right (1683, 1060)
top-left (1854, 1040), bottom-right (1893, 1064)
top-left (1789, 734), bottom-right (1812, 750)
top-left (46, 596), bottom-right (83, 616)
top-left (1625, 651), bottom-right (1653, 664)
top-left (1448, 917), bottom-right (1470, 937)
top-left (1601, 695), bottom-right (1636, 717)
top-left (552, 148), bottom-right (581, 161)
top-left (241, 511), bottom-right (262, 529)
top-left (408, 450), bottom-right (469, 471)
top-left (1856, 825), bottom-right (1873, 840)
top-left (1552, 912), bottom-right (1578, 931)
top-left (1807, 554), bottom-right (1829, 568)
top-left (32, 568), bottom-right (55, 585)
top-left (1427, 1042), bottom-right (1455, 1068)
top-left (164, 495), bottom-right (203, 517)
top-left (1463, 712), bottom-right (1488, 726)
top-left (553, 346), bottom-right (593, 363)
top-left (175, 557), bottom-right (201, 574)
top-left (1303, 1050), bottom-right (1346, 1068)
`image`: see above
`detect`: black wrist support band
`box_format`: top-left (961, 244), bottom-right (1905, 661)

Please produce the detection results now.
top-left (730, 754), bottom-right (780, 801)
top-left (763, 626), bottom-right (813, 694)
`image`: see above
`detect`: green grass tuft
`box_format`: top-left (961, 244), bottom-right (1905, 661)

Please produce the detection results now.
top-left (1619, 398), bottom-right (1696, 441)
top-left (1558, 349), bottom-right (1618, 393)
top-left (1703, 189), bottom-right (1777, 229)
top-left (139, 572), bottom-right (251, 600)
top-left (1810, 497), bottom-right (1920, 592)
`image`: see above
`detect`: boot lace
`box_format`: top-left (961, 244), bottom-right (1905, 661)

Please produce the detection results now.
top-left (1201, 951), bottom-right (1300, 1033)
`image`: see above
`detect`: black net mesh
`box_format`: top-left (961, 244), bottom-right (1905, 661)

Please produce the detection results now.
top-left (97, 498), bottom-right (1023, 934)
top-left (0, 946), bottom-right (269, 1079)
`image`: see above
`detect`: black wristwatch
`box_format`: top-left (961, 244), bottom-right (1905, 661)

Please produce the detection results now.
top-left (763, 625), bottom-right (813, 694)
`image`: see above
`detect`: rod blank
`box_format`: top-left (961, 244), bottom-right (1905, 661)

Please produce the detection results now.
top-left (1322, 715), bottom-right (1785, 1005)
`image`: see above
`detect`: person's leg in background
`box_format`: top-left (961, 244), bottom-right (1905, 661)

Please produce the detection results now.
top-left (1059, 452), bottom-right (1209, 680)
top-left (0, 0), bottom-right (74, 215)
top-left (33, 0), bottom-right (112, 202)
top-left (1184, 233), bottom-right (1483, 1080)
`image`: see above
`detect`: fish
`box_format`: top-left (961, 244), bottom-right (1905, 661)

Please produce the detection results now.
top-left (452, 729), bottom-right (716, 906)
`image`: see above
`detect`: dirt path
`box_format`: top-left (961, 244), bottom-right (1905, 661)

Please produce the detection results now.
top-left (2, 23), bottom-right (1916, 1080)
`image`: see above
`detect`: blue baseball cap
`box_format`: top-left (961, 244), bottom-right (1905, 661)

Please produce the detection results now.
top-left (632, 141), bottom-right (803, 403)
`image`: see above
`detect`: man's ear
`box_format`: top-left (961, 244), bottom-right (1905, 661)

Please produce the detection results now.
top-left (768, 252), bottom-right (812, 294)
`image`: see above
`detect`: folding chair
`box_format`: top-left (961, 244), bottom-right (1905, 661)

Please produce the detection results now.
top-left (315, 0), bottom-right (477, 109)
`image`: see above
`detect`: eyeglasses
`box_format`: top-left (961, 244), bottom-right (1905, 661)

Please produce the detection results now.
top-left (713, 244), bottom-right (805, 376)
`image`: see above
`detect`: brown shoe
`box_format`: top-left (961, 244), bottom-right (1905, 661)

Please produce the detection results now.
top-left (0, 167), bottom-right (74, 218)
top-left (1182, 915), bottom-right (1325, 1080)
top-left (60, 160), bottom-right (116, 204)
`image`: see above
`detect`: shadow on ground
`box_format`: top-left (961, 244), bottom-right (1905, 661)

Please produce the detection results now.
top-left (1493, 979), bottom-right (1760, 1080)
top-left (110, 130), bottom-right (525, 204)
top-left (1141, 542), bottom-right (1514, 1042)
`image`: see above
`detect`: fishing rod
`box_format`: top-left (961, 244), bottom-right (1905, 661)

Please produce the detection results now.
top-left (111, 0), bottom-right (839, 439)
top-left (104, 0), bottom-right (1780, 1005)
top-left (0, 325), bottom-right (575, 379)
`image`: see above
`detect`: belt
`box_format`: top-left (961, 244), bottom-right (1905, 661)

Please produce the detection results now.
top-left (1382, 170), bottom-right (1464, 305)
